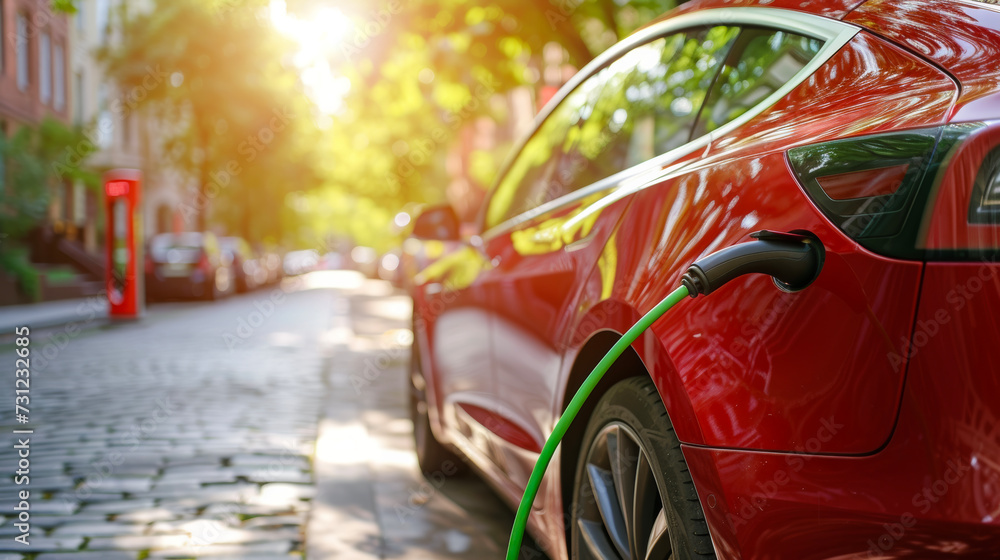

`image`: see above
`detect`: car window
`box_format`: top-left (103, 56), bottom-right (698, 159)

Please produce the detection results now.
top-left (150, 233), bottom-right (203, 263)
top-left (484, 67), bottom-right (607, 230)
top-left (693, 27), bottom-right (824, 138)
top-left (485, 26), bottom-right (739, 230)
top-left (579, 25), bottom-right (739, 176)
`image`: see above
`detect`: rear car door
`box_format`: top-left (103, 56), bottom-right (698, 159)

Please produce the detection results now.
top-left (610, 19), bottom-right (960, 454)
top-left (410, 237), bottom-right (498, 465)
top-left (478, 25), bottom-right (743, 490)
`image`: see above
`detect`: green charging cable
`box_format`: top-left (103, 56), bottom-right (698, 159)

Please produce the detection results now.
top-left (503, 230), bottom-right (823, 558)
top-left (505, 284), bottom-right (690, 560)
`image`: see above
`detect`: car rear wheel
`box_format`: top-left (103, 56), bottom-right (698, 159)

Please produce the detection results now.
top-left (205, 278), bottom-right (219, 301)
top-left (408, 337), bottom-right (468, 477)
top-left (571, 377), bottom-right (715, 560)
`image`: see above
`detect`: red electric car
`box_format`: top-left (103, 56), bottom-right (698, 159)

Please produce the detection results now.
top-left (408, 0), bottom-right (1000, 558)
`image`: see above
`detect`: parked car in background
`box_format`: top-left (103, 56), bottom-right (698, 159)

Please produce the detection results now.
top-left (349, 246), bottom-right (379, 278)
top-left (377, 248), bottom-right (403, 287)
top-left (146, 232), bottom-right (233, 300)
top-left (408, 0), bottom-right (1000, 558)
top-left (320, 251), bottom-right (346, 270)
top-left (220, 236), bottom-right (262, 293)
top-left (260, 249), bottom-right (284, 285)
top-left (283, 249), bottom-right (320, 276)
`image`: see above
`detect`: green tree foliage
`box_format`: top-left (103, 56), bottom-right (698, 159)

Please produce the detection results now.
top-left (484, 25), bottom-right (739, 228)
top-left (51, 0), bottom-right (78, 14)
top-left (0, 119), bottom-right (97, 300)
top-left (1, 131), bottom-right (47, 244)
top-left (303, 0), bottom-right (684, 250)
top-left (94, 0), bottom-right (689, 252)
top-left (101, 0), bottom-right (324, 242)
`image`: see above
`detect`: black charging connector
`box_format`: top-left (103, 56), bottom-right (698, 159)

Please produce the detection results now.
top-left (681, 230), bottom-right (825, 298)
top-left (507, 229), bottom-right (827, 559)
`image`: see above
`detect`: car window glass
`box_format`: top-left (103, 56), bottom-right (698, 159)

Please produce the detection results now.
top-left (485, 26), bottom-right (739, 230)
top-left (150, 233), bottom-right (203, 262)
top-left (571, 25), bottom-right (739, 180)
top-left (485, 68), bottom-right (608, 230)
top-left (693, 27), bottom-right (824, 138)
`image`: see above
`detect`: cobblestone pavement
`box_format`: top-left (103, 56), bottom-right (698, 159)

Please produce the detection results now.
top-left (0, 272), bottom-right (521, 560)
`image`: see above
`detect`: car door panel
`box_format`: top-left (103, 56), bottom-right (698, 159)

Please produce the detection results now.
top-left (484, 190), bottom-right (639, 489)
top-left (411, 245), bottom-right (502, 466)
top-left (476, 25), bottom-right (744, 490)
top-left (617, 154), bottom-right (922, 453)
top-left (576, 30), bottom-right (957, 454)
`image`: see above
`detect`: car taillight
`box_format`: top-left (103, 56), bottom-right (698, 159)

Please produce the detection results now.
top-left (969, 145), bottom-right (1000, 224)
top-left (919, 121), bottom-right (1000, 258)
top-left (787, 124), bottom-right (985, 260)
top-left (198, 253), bottom-right (211, 272)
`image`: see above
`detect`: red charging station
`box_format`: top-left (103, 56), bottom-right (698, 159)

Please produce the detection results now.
top-left (104, 169), bottom-right (144, 319)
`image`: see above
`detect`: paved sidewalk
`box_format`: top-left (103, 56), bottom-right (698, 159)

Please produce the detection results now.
top-left (0, 296), bottom-right (108, 333)
top-left (309, 288), bottom-right (515, 559)
top-left (0, 274), bottom-right (525, 559)
top-left (1, 285), bottom-right (330, 559)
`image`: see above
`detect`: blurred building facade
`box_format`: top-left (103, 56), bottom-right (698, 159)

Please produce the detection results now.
top-left (0, 0), bottom-right (70, 128)
top-left (0, 0), bottom-right (107, 304)
top-left (71, 0), bottom-right (182, 245)
top-left (70, 0), bottom-right (187, 246)
top-left (68, 0), bottom-right (126, 253)
top-left (0, 0), bottom-right (187, 304)
top-left (445, 43), bottom-right (574, 223)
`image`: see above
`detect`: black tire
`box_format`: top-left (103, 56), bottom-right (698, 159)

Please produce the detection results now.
top-left (205, 278), bottom-right (218, 301)
top-left (408, 337), bottom-right (468, 478)
top-left (570, 377), bottom-right (715, 560)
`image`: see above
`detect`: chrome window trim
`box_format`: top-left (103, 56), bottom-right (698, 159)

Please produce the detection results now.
top-left (957, 0), bottom-right (1000, 13)
top-left (480, 7), bottom-right (859, 240)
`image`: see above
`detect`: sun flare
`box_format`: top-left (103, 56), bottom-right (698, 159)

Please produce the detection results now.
top-left (270, 0), bottom-right (352, 114)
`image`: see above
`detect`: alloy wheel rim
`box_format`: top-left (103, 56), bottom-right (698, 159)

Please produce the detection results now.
top-left (576, 422), bottom-right (672, 560)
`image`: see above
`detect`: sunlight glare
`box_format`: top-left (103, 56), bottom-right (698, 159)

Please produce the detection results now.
top-left (270, 0), bottom-right (353, 114)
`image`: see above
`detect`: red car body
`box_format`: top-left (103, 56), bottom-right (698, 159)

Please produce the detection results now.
top-left (410, 0), bottom-right (1000, 557)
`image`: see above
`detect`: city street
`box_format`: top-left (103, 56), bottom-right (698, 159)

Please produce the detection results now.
top-left (0, 272), bottom-right (519, 560)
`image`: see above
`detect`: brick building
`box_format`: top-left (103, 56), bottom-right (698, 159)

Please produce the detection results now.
top-left (0, 0), bottom-right (70, 130)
